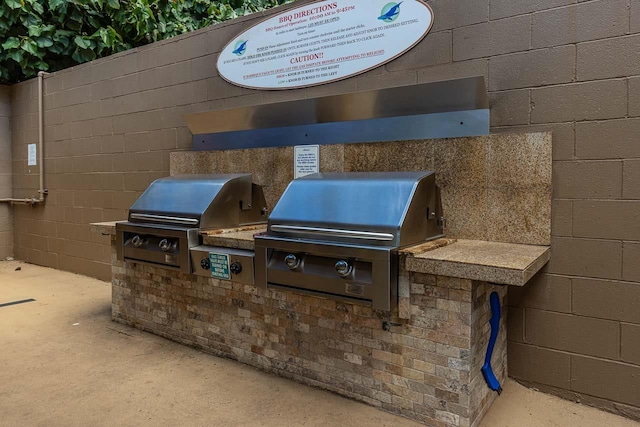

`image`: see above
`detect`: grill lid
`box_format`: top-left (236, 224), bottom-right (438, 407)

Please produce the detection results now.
top-left (129, 174), bottom-right (262, 229)
top-left (266, 171), bottom-right (443, 247)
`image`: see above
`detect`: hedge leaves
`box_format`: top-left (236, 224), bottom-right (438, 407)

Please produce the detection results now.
top-left (0, 0), bottom-right (291, 83)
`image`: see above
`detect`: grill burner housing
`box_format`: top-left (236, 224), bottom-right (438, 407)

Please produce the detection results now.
top-left (116, 174), bottom-right (267, 274)
top-left (255, 171), bottom-right (444, 311)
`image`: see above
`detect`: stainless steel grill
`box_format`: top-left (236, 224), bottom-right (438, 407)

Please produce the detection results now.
top-left (116, 174), bottom-right (267, 275)
top-left (255, 172), bottom-right (444, 311)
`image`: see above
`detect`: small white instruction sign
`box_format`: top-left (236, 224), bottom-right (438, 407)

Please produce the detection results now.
top-left (294, 145), bottom-right (319, 179)
top-left (27, 144), bottom-right (37, 166)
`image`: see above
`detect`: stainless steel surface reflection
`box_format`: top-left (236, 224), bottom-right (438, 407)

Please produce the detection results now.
top-left (185, 77), bottom-right (490, 150)
top-left (116, 174), bottom-right (268, 274)
top-left (267, 172), bottom-right (442, 248)
top-left (255, 171), bottom-right (444, 311)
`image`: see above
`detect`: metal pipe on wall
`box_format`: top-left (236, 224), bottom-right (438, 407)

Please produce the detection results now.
top-left (0, 71), bottom-right (48, 205)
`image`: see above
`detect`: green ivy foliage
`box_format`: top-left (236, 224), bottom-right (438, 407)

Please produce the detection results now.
top-left (0, 0), bottom-right (292, 84)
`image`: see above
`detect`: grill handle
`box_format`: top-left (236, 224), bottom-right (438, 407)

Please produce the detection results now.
top-left (270, 225), bottom-right (395, 241)
top-left (130, 213), bottom-right (199, 226)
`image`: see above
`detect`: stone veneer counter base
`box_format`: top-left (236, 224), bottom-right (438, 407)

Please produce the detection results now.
top-left (93, 222), bottom-right (550, 427)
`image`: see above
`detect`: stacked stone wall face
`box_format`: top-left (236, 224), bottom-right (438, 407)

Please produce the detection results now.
top-left (112, 244), bottom-right (507, 427)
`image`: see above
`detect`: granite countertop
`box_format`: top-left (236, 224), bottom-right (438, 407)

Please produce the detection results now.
top-left (402, 239), bottom-right (550, 286)
top-left (201, 225), bottom-right (267, 250)
top-left (90, 221), bottom-right (123, 236)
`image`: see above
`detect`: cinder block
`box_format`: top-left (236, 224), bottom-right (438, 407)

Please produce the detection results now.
top-left (133, 152), bottom-right (164, 172)
top-left (56, 86), bottom-right (92, 108)
top-left (124, 132), bottom-right (149, 153)
top-left (428, 0), bottom-right (488, 31)
top-left (123, 172), bottom-right (152, 192)
top-left (489, 46), bottom-right (576, 91)
top-left (525, 309), bottom-right (619, 359)
top-left (548, 237), bottom-right (622, 279)
top-left (507, 307), bottom-right (524, 343)
top-left (136, 68), bottom-right (165, 93)
top-left (422, 59), bottom-right (492, 86)
top-left (553, 160), bottom-right (622, 199)
top-left (621, 323), bottom-right (640, 365)
top-left (174, 33), bottom-right (208, 63)
top-left (69, 120), bottom-right (93, 139)
top-left (191, 55), bottom-right (217, 81)
top-left (355, 71), bottom-right (416, 92)
top-left (453, 15), bottom-right (530, 61)
top-left (88, 154), bottom-right (112, 173)
top-left (531, 80), bottom-right (627, 123)
top-left (576, 119), bottom-right (640, 160)
top-left (68, 137), bottom-right (101, 157)
top-left (160, 61), bottom-right (192, 87)
top-left (112, 191), bottom-right (140, 210)
top-left (206, 76), bottom-right (243, 101)
top-left (90, 117), bottom-right (113, 137)
top-left (490, 0), bottom-right (575, 20)
top-left (141, 86), bottom-right (177, 111)
top-left (174, 80), bottom-right (209, 106)
top-left (101, 134), bottom-right (124, 154)
top-left (149, 129), bottom-right (177, 151)
top-left (633, 0), bottom-right (640, 33)
top-left (552, 199), bottom-right (572, 237)
top-left (112, 74), bottom-right (139, 98)
top-left (489, 89), bottom-right (529, 126)
top-left (577, 35), bottom-right (640, 81)
top-left (571, 355), bottom-right (640, 406)
top-left (573, 200), bottom-right (640, 240)
top-left (91, 80), bottom-right (113, 101)
top-left (623, 242), bottom-right (640, 282)
top-left (387, 31), bottom-right (451, 71)
top-left (573, 278), bottom-right (640, 323)
top-left (629, 77), bottom-right (640, 117)
top-left (508, 342), bottom-right (571, 388)
top-left (509, 273), bottom-right (572, 313)
top-left (61, 66), bottom-right (94, 91)
top-left (532, 0), bottom-right (629, 48)
top-left (624, 160), bottom-right (640, 200)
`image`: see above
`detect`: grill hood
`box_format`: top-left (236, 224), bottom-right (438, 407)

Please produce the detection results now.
top-left (266, 171), bottom-right (443, 248)
top-left (128, 174), bottom-right (267, 230)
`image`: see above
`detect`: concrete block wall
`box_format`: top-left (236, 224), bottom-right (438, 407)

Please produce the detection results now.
top-left (7, 0), bottom-right (640, 418)
top-left (0, 86), bottom-right (12, 259)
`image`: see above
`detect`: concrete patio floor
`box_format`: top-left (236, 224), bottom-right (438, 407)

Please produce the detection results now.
top-left (0, 260), bottom-right (637, 427)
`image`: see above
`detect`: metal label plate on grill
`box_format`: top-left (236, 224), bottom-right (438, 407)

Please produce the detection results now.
top-left (345, 283), bottom-right (365, 297)
top-left (209, 253), bottom-right (231, 280)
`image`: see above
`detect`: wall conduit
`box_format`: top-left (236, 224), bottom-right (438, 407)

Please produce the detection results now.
top-left (0, 71), bottom-right (48, 205)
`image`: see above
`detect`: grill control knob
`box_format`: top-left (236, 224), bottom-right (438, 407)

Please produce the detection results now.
top-left (200, 258), bottom-right (210, 270)
top-left (335, 260), bottom-right (352, 277)
top-left (131, 235), bottom-right (144, 247)
top-left (284, 254), bottom-right (300, 270)
top-left (158, 239), bottom-right (172, 252)
top-left (230, 262), bottom-right (242, 275)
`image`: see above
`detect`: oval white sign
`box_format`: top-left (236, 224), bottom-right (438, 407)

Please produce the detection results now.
top-left (217, 0), bottom-right (434, 90)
